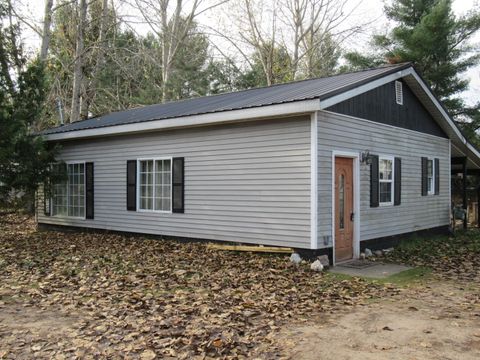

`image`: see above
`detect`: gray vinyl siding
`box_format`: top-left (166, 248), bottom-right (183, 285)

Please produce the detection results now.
top-left (317, 110), bottom-right (450, 247)
top-left (38, 117), bottom-right (312, 248)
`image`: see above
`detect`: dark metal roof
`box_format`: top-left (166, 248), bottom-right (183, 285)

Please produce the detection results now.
top-left (41, 63), bottom-right (411, 135)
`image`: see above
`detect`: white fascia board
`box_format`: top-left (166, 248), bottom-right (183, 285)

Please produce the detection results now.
top-left (43, 99), bottom-right (321, 141)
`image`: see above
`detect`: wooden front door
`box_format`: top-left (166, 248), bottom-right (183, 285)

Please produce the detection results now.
top-left (335, 157), bottom-right (354, 262)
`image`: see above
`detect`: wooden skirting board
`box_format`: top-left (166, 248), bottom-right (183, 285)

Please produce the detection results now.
top-left (207, 243), bottom-right (294, 254)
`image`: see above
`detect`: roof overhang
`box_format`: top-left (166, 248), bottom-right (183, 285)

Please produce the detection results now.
top-left (319, 66), bottom-right (480, 170)
top-left (42, 65), bottom-right (480, 171)
top-left (42, 99), bottom-right (321, 141)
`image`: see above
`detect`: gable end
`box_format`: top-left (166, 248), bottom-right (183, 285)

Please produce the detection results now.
top-left (325, 80), bottom-right (447, 138)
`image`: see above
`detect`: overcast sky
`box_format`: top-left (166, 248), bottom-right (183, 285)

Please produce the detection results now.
top-left (19, 0), bottom-right (480, 105)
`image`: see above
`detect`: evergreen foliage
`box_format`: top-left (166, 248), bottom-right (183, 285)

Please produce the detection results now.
top-left (0, 0), bottom-right (60, 207)
top-left (343, 0), bottom-right (480, 141)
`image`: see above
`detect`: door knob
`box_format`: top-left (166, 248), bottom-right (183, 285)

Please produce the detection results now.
top-left (350, 212), bottom-right (355, 221)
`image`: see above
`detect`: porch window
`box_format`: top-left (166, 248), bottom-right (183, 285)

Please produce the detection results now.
top-left (138, 158), bottom-right (172, 212)
top-left (52, 163), bottom-right (85, 217)
top-left (379, 157), bottom-right (394, 206)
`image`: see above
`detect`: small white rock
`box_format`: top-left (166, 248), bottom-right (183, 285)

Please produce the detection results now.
top-left (359, 252), bottom-right (366, 260)
top-left (383, 247), bottom-right (394, 255)
top-left (317, 255), bottom-right (330, 268)
top-left (290, 253), bottom-right (302, 264)
top-left (374, 250), bottom-right (383, 257)
top-left (365, 248), bottom-right (373, 257)
top-left (310, 260), bottom-right (324, 272)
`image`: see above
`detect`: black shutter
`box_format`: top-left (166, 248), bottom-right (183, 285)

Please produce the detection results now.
top-left (85, 162), bottom-right (94, 219)
top-left (434, 158), bottom-right (440, 195)
top-left (43, 182), bottom-right (51, 216)
top-left (394, 157), bottom-right (401, 206)
top-left (172, 157), bottom-right (184, 213)
top-left (421, 157), bottom-right (428, 196)
top-left (370, 154), bottom-right (379, 208)
top-left (126, 160), bottom-right (137, 211)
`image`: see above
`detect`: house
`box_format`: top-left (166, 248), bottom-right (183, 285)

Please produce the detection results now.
top-left (37, 63), bottom-right (480, 264)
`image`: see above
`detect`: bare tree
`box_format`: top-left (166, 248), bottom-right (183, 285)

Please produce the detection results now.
top-left (280, 0), bottom-right (363, 79)
top-left (40, 0), bottom-right (54, 61)
top-left (70, 0), bottom-right (87, 122)
top-left (237, 0), bottom-right (280, 86)
top-left (224, 0), bottom-right (365, 83)
top-left (80, 0), bottom-right (110, 118)
top-left (132, 0), bottom-right (226, 102)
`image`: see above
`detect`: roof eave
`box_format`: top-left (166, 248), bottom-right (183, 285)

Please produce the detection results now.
top-left (42, 99), bottom-right (321, 141)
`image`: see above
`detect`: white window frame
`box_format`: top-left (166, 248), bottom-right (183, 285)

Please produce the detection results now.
top-left (136, 157), bottom-right (173, 213)
top-left (379, 155), bottom-right (395, 207)
top-left (427, 158), bottom-right (435, 195)
top-left (51, 160), bottom-right (86, 219)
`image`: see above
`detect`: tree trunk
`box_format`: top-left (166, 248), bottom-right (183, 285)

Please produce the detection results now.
top-left (40, 0), bottom-right (54, 61)
top-left (70, 0), bottom-right (87, 123)
top-left (83, 0), bottom-right (109, 116)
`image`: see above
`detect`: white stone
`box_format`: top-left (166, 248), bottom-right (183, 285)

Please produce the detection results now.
top-left (365, 248), bottom-right (373, 257)
top-left (290, 253), bottom-right (302, 264)
top-left (310, 260), bottom-right (324, 272)
top-left (317, 255), bottom-right (330, 268)
top-left (374, 250), bottom-right (383, 257)
top-left (383, 247), bottom-right (394, 255)
top-left (360, 252), bottom-right (366, 260)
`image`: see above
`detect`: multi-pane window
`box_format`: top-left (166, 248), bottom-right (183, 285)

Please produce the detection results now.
top-left (52, 163), bottom-right (85, 217)
top-left (427, 159), bottom-right (434, 195)
top-left (379, 157), bottom-right (394, 205)
top-left (138, 159), bottom-right (171, 212)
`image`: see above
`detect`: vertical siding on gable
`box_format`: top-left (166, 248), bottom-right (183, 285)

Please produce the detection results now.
top-left (317, 111), bottom-right (450, 247)
top-left (326, 80), bottom-right (447, 138)
top-left (37, 117), bottom-right (312, 249)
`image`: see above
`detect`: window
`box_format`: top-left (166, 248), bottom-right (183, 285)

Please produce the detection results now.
top-left (52, 163), bottom-right (85, 217)
top-left (138, 158), bottom-right (171, 212)
top-left (379, 157), bottom-right (394, 205)
top-left (395, 80), bottom-right (403, 105)
top-left (427, 158), bottom-right (434, 195)
top-left (339, 174), bottom-right (345, 229)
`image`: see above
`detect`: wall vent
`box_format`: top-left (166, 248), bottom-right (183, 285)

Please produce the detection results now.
top-left (395, 80), bottom-right (403, 105)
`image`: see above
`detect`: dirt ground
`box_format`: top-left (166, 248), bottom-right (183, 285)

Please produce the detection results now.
top-left (279, 281), bottom-right (480, 360)
top-left (1, 280), bottom-right (479, 359)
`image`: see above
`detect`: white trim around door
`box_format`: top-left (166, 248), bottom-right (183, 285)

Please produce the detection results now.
top-left (331, 150), bottom-right (361, 265)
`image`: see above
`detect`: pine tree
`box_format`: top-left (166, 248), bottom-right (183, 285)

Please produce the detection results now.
top-left (0, 1), bottom-right (60, 209)
top-left (344, 0), bottom-right (480, 119)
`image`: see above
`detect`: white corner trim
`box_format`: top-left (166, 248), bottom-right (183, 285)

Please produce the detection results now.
top-left (331, 150), bottom-right (361, 266)
top-left (310, 112), bottom-right (318, 249)
top-left (43, 100), bottom-right (321, 141)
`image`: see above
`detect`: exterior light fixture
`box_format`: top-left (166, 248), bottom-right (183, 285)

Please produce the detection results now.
top-left (360, 150), bottom-right (372, 165)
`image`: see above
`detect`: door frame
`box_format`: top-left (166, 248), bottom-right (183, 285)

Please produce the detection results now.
top-left (331, 150), bottom-right (360, 265)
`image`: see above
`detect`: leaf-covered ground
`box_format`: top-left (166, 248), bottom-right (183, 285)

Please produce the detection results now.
top-left (386, 230), bottom-right (480, 282)
top-left (0, 214), bottom-right (398, 359)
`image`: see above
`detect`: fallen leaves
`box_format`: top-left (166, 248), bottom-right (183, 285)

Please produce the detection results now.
top-left (0, 214), bottom-right (399, 358)
top-left (386, 231), bottom-right (480, 283)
